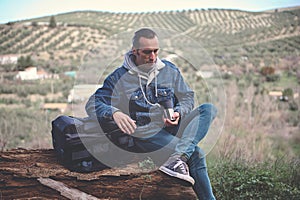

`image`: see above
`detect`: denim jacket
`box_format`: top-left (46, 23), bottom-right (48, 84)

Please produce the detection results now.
top-left (85, 52), bottom-right (194, 138)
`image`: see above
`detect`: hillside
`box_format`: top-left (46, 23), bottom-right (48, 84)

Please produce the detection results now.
top-left (0, 7), bottom-right (299, 72)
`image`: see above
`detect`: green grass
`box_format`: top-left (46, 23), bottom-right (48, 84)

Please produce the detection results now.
top-left (208, 157), bottom-right (300, 199)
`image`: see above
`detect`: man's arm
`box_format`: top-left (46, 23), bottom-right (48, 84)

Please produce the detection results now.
top-left (85, 69), bottom-right (136, 134)
top-left (173, 70), bottom-right (194, 120)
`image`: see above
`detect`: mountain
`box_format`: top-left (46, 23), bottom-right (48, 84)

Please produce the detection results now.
top-left (0, 7), bottom-right (299, 72)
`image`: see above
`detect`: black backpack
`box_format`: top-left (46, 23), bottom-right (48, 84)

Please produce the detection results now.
top-left (51, 115), bottom-right (125, 172)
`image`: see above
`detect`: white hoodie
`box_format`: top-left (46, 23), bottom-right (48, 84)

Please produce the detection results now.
top-left (123, 50), bottom-right (165, 105)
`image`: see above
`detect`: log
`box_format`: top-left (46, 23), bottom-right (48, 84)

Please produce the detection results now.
top-left (0, 149), bottom-right (197, 200)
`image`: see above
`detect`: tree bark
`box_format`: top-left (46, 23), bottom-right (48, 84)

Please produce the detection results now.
top-left (0, 149), bottom-right (197, 200)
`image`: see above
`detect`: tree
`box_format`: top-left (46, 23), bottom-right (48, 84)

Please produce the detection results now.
top-left (0, 149), bottom-right (197, 199)
top-left (31, 21), bottom-right (38, 27)
top-left (49, 16), bottom-right (57, 28)
top-left (17, 55), bottom-right (34, 71)
top-left (260, 66), bottom-right (275, 76)
top-left (283, 88), bottom-right (294, 99)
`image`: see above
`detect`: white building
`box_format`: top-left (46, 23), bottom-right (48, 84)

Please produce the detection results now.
top-left (16, 67), bottom-right (39, 80)
top-left (0, 54), bottom-right (18, 65)
top-left (68, 84), bottom-right (101, 103)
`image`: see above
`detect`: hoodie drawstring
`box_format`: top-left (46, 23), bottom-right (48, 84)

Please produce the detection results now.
top-left (155, 69), bottom-right (158, 98)
top-left (138, 72), bottom-right (160, 107)
top-left (123, 50), bottom-right (163, 107)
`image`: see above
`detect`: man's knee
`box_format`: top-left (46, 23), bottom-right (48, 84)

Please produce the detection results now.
top-left (198, 103), bottom-right (217, 120)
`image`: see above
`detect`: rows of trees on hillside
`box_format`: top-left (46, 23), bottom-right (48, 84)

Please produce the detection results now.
top-left (0, 9), bottom-right (299, 70)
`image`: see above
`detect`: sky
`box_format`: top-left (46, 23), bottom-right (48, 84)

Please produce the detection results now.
top-left (0, 0), bottom-right (299, 24)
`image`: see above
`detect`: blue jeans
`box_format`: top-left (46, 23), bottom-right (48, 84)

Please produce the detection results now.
top-left (132, 103), bottom-right (217, 200)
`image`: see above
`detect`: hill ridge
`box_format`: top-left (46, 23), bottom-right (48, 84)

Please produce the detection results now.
top-left (0, 7), bottom-right (299, 72)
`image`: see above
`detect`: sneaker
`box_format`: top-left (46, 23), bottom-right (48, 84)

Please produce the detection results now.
top-left (159, 155), bottom-right (195, 185)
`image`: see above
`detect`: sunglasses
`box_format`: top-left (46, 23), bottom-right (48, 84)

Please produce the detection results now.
top-left (139, 48), bottom-right (159, 55)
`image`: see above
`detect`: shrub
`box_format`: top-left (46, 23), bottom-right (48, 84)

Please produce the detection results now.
top-left (16, 87), bottom-right (28, 97)
top-left (296, 70), bottom-right (300, 84)
top-left (289, 100), bottom-right (298, 111)
top-left (266, 74), bottom-right (280, 82)
top-left (283, 88), bottom-right (294, 98)
top-left (253, 78), bottom-right (260, 87)
top-left (261, 66), bottom-right (275, 76)
top-left (222, 72), bottom-right (232, 80)
top-left (17, 55), bottom-right (34, 71)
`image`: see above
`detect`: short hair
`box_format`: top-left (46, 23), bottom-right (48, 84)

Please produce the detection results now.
top-left (132, 28), bottom-right (158, 48)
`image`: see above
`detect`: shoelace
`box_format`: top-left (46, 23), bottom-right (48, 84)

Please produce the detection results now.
top-left (172, 159), bottom-right (188, 174)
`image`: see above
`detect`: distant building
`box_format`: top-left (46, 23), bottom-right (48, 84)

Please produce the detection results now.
top-left (64, 71), bottom-right (77, 78)
top-left (68, 84), bottom-right (101, 103)
top-left (15, 67), bottom-right (59, 80)
top-left (268, 90), bottom-right (288, 101)
top-left (37, 68), bottom-right (50, 79)
top-left (196, 70), bottom-right (214, 78)
top-left (0, 54), bottom-right (18, 65)
top-left (22, 21), bottom-right (67, 26)
top-left (37, 68), bottom-right (59, 79)
top-left (16, 67), bottom-right (39, 80)
top-left (42, 103), bottom-right (68, 113)
top-left (268, 91), bottom-right (283, 98)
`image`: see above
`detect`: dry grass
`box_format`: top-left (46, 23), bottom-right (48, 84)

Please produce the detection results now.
top-left (210, 80), bottom-right (299, 162)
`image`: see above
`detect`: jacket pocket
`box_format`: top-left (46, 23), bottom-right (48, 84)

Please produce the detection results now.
top-left (156, 88), bottom-right (174, 103)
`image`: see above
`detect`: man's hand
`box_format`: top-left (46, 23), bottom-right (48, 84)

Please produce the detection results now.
top-left (164, 112), bottom-right (180, 126)
top-left (113, 111), bottom-right (137, 134)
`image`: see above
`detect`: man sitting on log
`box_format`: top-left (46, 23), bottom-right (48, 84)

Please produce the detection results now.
top-left (85, 28), bottom-right (217, 200)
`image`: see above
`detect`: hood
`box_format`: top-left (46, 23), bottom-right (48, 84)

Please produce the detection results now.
top-left (123, 50), bottom-right (165, 85)
top-left (123, 50), bottom-right (165, 106)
